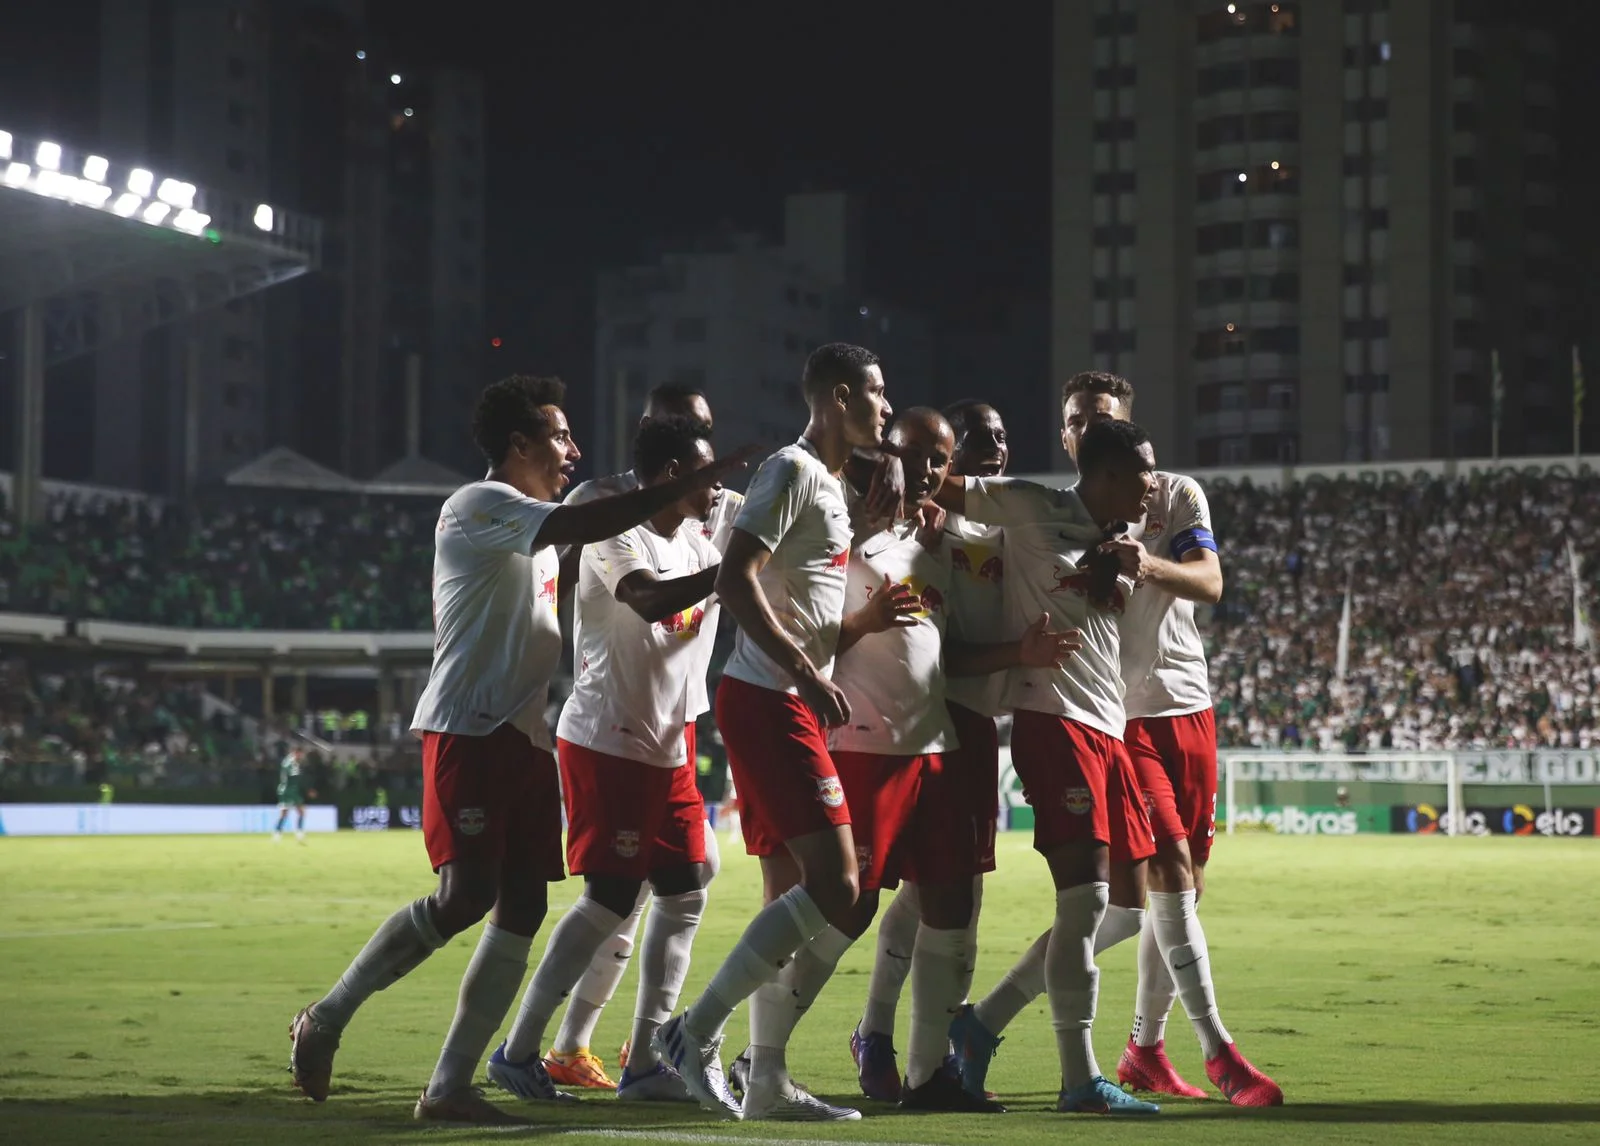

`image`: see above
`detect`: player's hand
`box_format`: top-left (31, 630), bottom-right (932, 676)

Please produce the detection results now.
top-left (1098, 536), bottom-right (1152, 583)
top-left (913, 500), bottom-right (946, 551)
top-left (796, 668), bottom-right (852, 728)
top-left (1017, 614), bottom-right (1084, 669)
top-left (863, 450), bottom-right (906, 522)
top-left (690, 445), bottom-right (762, 489)
top-left (861, 574), bottom-right (921, 633)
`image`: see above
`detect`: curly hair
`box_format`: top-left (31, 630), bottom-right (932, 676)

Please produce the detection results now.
top-left (470, 374), bottom-right (567, 466)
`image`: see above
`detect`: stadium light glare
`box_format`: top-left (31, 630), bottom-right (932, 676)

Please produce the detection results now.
top-left (157, 178), bottom-right (196, 209)
top-left (142, 201), bottom-right (171, 225)
top-left (4, 162), bottom-right (30, 187)
top-left (111, 191), bottom-right (142, 216)
top-left (390, 73), bottom-right (402, 84)
top-left (253, 203), bottom-right (274, 231)
top-left (0, 130), bottom-right (12, 160)
top-left (1237, 172), bottom-right (1248, 182)
top-left (82, 154), bottom-right (109, 183)
top-left (35, 140), bottom-right (62, 171)
top-left (172, 207), bottom-right (211, 235)
top-left (355, 49), bottom-right (367, 60)
top-left (403, 107), bottom-right (414, 117)
top-left (128, 168), bottom-right (154, 196)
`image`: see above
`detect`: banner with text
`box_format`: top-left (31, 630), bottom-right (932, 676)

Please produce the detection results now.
top-left (0, 804), bottom-right (339, 837)
top-left (1225, 750), bottom-right (1600, 786)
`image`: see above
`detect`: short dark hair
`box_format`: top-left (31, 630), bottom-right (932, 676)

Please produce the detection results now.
top-left (801, 342), bottom-right (880, 401)
top-left (1060, 371), bottom-right (1136, 419)
top-left (471, 374), bottom-right (566, 466)
top-left (645, 382), bottom-right (707, 418)
top-left (633, 415), bottom-right (712, 480)
top-left (1076, 418), bottom-right (1150, 478)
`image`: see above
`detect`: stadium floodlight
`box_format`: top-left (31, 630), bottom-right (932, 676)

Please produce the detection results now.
top-left (111, 191), bottom-right (142, 216)
top-left (171, 207), bottom-right (211, 235)
top-left (3, 162), bottom-right (29, 187)
top-left (355, 49), bottom-right (367, 60)
top-left (253, 203), bottom-right (274, 231)
top-left (0, 130), bottom-right (12, 160)
top-left (142, 201), bottom-right (171, 225)
top-left (82, 154), bottom-right (109, 183)
top-left (35, 140), bottom-right (62, 171)
top-left (157, 178), bottom-right (196, 209)
top-left (78, 181), bottom-right (114, 207)
top-left (390, 73), bottom-right (401, 84)
top-left (128, 167), bottom-right (154, 196)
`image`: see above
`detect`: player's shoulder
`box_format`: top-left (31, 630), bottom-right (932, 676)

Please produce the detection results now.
top-left (565, 470), bottom-right (637, 507)
top-left (750, 442), bottom-right (824, 495)
top-left (944, 511), bottom-right (1002, 544)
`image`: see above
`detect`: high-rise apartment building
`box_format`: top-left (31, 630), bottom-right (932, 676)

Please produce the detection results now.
top-left (1052, 0), bottom-right (1570, 469)
top-left (92, 0), bottom-right (483, 493)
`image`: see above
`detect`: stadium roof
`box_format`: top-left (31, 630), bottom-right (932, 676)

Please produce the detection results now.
top-left (224, 446), bottom-right (466, 497)
top-left (0, 125), bottom-right (319, 365)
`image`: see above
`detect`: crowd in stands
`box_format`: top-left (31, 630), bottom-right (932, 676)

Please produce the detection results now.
top-left (3, 468), bottom-right (1599, 770)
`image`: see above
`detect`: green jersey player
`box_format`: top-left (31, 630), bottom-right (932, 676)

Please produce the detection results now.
top-left (275, 747), bottom-right (308, 842)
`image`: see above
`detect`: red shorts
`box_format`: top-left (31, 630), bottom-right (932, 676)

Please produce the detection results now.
top-left (716, 675), bottom-right (851, 856)
top-left (1125, 708), bottom-right (1219, 865)
top-left (831, 751), bottom-right (928, 892)
top-left (421, 724), bottom-right (566, 880)
top-left (944, 701), bottom-right (1001, 875)
top-left (1008, 710), bottom-right (1155, 862)
top-left (557, 739), bottom-right (707, 879)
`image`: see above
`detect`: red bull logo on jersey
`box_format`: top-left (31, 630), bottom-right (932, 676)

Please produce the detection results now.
top-left (659, 605), bottom-right (707, 639)
top-left (1062, 788), bottom-right (1093, 815)
top-left (977, 555), bottom-right (1004, 583)
top-left (954, 544), bottom-right (1003, 584)
top-left (817, 775), bottom-right (846, 809)
top-left (827, 547), bottom-right (850, 569)
top-left (1048, 563), bottom-right (1126, 614)
top-left (951, 547), bottom-right (972, 573)
top-left (538, 575), bottom-right (558, 604)
top-left (869, 576), bottom-right (943, 618)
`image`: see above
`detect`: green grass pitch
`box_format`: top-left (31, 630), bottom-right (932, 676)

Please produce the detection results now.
top-left (2, 830), bottom-right (1597, 1145)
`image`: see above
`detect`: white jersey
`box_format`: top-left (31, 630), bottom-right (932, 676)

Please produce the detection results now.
top-left (558, 521), bottom-right (721, 767)
top-left (721, 438), bottom-right (853, 693)
top-left (411, 480), bottom-right (563, 749)
top-left (943, 513), bottom-right (1010, 718)
top-left (1121, 471), bottom-right (1216, 719)
top-left (962, 477), bottom-right (1136, 738)
top-left (565, 471), bottom-right (744, 718)
top-left (828, 520), bottom-right (957, 756)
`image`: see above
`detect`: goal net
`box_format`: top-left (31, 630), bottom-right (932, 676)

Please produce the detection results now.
top-left (1221, 752), bottom-right (1600, 838)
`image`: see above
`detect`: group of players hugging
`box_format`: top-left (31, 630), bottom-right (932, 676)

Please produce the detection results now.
top-left (286, 344), bottom-right (1283, 1122)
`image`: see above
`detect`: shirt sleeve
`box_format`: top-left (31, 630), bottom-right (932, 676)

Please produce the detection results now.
top-left (450, 486), bottom-right (559, 554)
top-left (1167, 476), bottom-right (1218, 559)
top-left (962, 476), bottom-right (1058, 527)
top-left (563, 479), bottom-right (601, 507)
top-left (588, 528), bottom-right (655, 596)
top-left (732, 452), bottom-right (810, 553)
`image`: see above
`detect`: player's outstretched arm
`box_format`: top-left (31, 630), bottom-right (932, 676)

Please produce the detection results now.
top-left (947, 614), bottom-right (1085, 676)
top-left (614, 566), bottom-right (720, 625)
top-left (1100, 539), bottom-right (1223, 604)
top-left (715, 528), bottom-right (851, 726)
top-left (537, 447), bottom-right (758, 549)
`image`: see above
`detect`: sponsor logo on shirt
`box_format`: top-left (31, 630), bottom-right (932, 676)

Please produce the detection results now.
top-left (817, 775), bottom-right (846, 808)
top-left (613, 829), bottom-right (641, 858)
top-left (1048, 563), bottom-right (1126, 614)
top-left (867, 576), bottom-right (943, 618)
top-left (457, 807), bottom-right (486, 835)
top-left (538, 575), bottom-right (559, 613)
top-left (952, 545), bottom-right (1004, 584)
top-left (1062, 787), bottom-right (1093, 815)
top-left (827, 548), bottom-right (850, 569)
top-left (659, 605), bottom-right (707, 639)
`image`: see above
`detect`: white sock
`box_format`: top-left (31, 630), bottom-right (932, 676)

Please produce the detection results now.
top-left (423, 924), bottom-right (532, 1100)
top-left (1149, 890), bottom-right (1231, 1058)
top-left (315, 898), bottom-right (447, 1029)
top-left (859, 882), bottom-right (920, 1038)
top-left (1097, 904), bottom-right (1144, 955)
top-left (684, 885), bottom-right (827, 1041)
top-left (1046, 882), bottom-right (1109, 1090)
top-left (906, 925), bottom-right (968, 1089)
top-left (750, 924), bottom-right (855, 1090)
top-left (973, 930), bottom-right (1047, 1034)
top-left (1132, 907), bottom-right (1176, 1047)
top-left (504, 896), bottom-right (624, 1061)
top-left (962, 876), bottom-right (984, 1000)
top-left (553, 885), bottom-right (648, 1054)
top-left (629, 888), bottom-right (705, 1073)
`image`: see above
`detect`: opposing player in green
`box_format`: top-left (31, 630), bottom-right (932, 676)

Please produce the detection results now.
top-left (275, 746), bottom-right (309, 843)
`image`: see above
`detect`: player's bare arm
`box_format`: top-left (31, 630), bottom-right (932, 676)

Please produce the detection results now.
top-left (538, 447), bottom-right (757, 549)
top-left (614, 565), bottom-right (721, 625)
top-left (836, 573), bottom-right (920, 657)
top-left (715, 527), bottom-right (851, 726)
top-left (948, 614), bottom-right (1085, 676)
top-left (1100, 538), bottom-right (1222, 605)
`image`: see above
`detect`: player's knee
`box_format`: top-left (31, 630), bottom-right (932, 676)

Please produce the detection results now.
top-left (431, 868), bottom-right (499, 936)
top-left (806, 864), bottom-right (859, 922)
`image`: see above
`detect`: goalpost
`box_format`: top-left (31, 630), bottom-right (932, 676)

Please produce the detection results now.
top-left (1222, 752), bottom-right (1462, 836)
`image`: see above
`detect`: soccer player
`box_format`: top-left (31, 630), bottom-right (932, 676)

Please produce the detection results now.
top-left (653, 343), bottom-right (890, 1122)
top-left (541, 383), bottom-right (737, 1091)
top-left (287, 374), bottom-right (744, 1124)
top-left (849, 399), bottom-right (1013, 1097)
top-left (273, 746), bottom-right (308, 842)
top-left (932, 418), bottom-right (1162, 1116)
top-left (1062, 372), bottom-right (1281, 1105)
top-left (488, 416), bottom-right (722, 1105)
